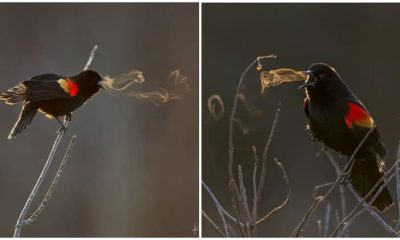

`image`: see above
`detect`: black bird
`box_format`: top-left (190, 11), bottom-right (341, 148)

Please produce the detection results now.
top-left (0, 70), bottom-right (105, 139)
top-left (299, 63), bottom-right (393, 212)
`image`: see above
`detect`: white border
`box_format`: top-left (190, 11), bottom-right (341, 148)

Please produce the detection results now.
top-left (198, 1), bottom-right (202, 238)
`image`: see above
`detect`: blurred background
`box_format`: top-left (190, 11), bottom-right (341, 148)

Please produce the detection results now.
top-left (203, 3), bottom-right (400, 237)
top-left (0, 3), bottom-right (198, 237)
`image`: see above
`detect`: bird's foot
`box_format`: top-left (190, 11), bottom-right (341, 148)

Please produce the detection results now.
top-left (57, 124), bottom-right (68, 134)
top-left (65, 113), bottom-right (72, 122)
top-left (56, 117), bottom-right (68, 134)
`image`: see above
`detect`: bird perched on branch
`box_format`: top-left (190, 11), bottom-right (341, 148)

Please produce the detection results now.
top-left (0, 70), bottom-right (105, 139)
top-left (299, 63), bottom-right (393, 212)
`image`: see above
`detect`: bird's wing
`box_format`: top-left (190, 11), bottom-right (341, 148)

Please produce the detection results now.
top-left (23, 74), bottom-right (79, 102)
top-left (344, 100), bottom-right (386, 158)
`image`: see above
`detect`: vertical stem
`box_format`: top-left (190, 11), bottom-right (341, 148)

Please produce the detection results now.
top-left (13, 127), bottom-right (67, 237)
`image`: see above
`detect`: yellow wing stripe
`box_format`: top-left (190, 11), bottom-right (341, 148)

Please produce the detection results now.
top-left (353, 116), bottom-right (374, 128)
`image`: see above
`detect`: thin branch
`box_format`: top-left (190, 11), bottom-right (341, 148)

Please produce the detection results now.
top-left (13, 45), bottom-right (98, 237)
top-left (331, 172), bottom-right (397, 237)
top-left (24, 135), bottom-right (77, 224)
top-left (339, 208), bottom-right (365, 236)
top-left (256, 158), bottom-right (291, 225)
top-left (396, 139), bottom-right (400, 230)
top-left (251, 146), bottom-right (259, 236)
top-left (328, 148), bottom-right (399, 237)
top-left (206, 106), bottom-right (286, 236)
top-left (83, 45), bottom-right (98, 71)
top-left (323, 202), bottom-right (331, 237)
top-left (202, 210), bottom-right (226, 237)
top-left (338, 183), bottom-right (348, 236)
top-left (227, 55), bottom-right (276, 236)
top-left (290, 173), bottom-right (340, 237)
top-left (237, 165), bottom-right (252, 236)
top-left (258, 106), bottom-right (281, 200)
top-left (13, 122), bottom-right (69, 237)
top-left (212, 156), bottom-right (290, 229)
top-left (291, 196), bottom-right (324, 237)
top-left (317, 220), bottom-right (322, 237)
top-left (202, 181), bottom-right (230, 237)
top-left (291, 127), bottom-right (375, 237)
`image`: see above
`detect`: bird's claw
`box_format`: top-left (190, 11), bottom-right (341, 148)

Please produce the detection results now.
top-left (57, 125), bottom-right (68, 134)
top-left (65, 113), bottom-right (72, 122)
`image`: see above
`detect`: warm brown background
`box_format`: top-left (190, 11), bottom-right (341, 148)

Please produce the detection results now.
top-left (203, 3), bottom-right (400, 237)
top-left (0, 3), bottom-right (198, 237)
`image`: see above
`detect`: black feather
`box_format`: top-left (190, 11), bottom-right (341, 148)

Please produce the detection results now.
top-left (8, 102), bottom-right (37, 139)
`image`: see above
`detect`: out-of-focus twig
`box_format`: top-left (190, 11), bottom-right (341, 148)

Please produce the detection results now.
top-left (395, 140), bottom-right (400, 231)
top-left (291, 196), bottom-right (324, 237)
top-left (202, 181), bottom-right (230, 237)
top-left (227, 55), bottom-right (276, 236)
top-left (13, 45), bottom-right (97, 237)
top-left (258, 107), bottom-right (281, 200)
top-left (202, 210), bottom-right (225, 237)
top-left (255, 158), bottom-right (291, 225)
top-left (323, 202), bottom-right (331, 237)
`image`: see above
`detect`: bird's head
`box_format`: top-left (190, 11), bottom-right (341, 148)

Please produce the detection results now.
top-left (73, 70), bottom-right (106, 99)
top-left (298, 63), bottom-right (349, 101)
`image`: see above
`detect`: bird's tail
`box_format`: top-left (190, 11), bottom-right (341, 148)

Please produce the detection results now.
top-left (0, 83), bottom-right (26, 105)
top-left (8, 102), bottom-right (37, 139)
top-left (351, 155), bottom-right (393, 212)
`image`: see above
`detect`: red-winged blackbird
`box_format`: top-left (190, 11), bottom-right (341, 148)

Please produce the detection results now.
top-left (299, 63), bottom-right (393, 212)
top-left (0, 70), bottom-right (104, 139)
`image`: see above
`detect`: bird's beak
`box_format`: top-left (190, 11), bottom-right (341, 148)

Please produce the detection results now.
top-left (98, 79), bottom-right (106, 89)
top-left (298, 70), bottom-right (315, 89)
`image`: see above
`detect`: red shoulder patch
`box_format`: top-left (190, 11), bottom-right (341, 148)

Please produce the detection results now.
top-left (58, 78), bottom-right (79, 97)
top-left (345, 102), bottom-right (374, 129)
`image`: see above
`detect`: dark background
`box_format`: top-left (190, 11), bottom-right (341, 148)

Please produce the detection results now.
top-left (0, 3), bottom-right (198, 237)
top-left (203, 3), bottom-right (400, 237)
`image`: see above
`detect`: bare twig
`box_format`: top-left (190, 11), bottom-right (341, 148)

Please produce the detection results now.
top-left (323, 202), bottom-right (331, 237)
top-left (338, 183), bottom-right (348, 236)
top-left (339, 208), bottom-right (365, 236)
top-left (331, 172), bottom-right (397, 237)
top-left (202, 181), bottom-right (230, 237)
top-left (396, 140), bottom-right (400, 231)
top-left (237, 165), bottom-right (252, 236)
top-left (202, 210), bottom-right (225, 237)
top-left (13, 45), bottom-right (98, 237)
top-left (25, 135), bottom-right (77, 224)
top-left (327, 147), bottom-right (399, 237)
top-left (251, 146), bottom-right (259, 235)
top-left (256, 158), bottom-right (291, 225)
top-left (13, 122), bottom-right (69, 237)
top-left (291, 174), bottom-right (340, 237)
top-left (291, 196), bottom-right (324, 237)
top-left (291, 127), bottom-right (375, 237)
top-left (83, 45), bottom-right (98, 71)
top-left (317, 220), bottom-right (322, 237)
top-left (258, 107), bottom-right (281, 200)
top-left (227, 55), bottom-right (276, 236)
top-left (214, 157), bottom-right (291, 227)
